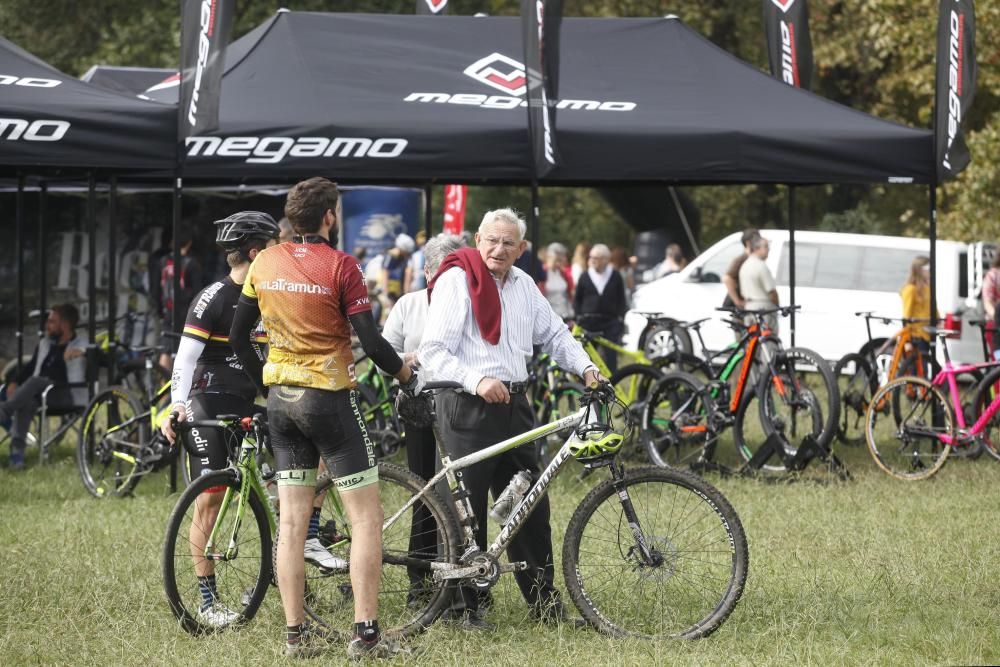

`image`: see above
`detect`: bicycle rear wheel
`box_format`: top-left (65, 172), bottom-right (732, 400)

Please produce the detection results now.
top-left (76, 387), bottom-right (145, 498)
top-left (563, 466), bottom-right (748, 639)
top-left (304, 462), bottom-right (460, 638)
top-left (865, 377), bottom-right (953, 480)
top-left (833, 352), bottom-right (877, 446)
top-left (162, 469), bottom-right (272, 635)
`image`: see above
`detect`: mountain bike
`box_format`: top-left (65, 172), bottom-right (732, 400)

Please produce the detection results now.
top-left (641, 306), bottom-right (838, 473)
top-left (302, 381), bottom-right (748, 640)
top-left (864, 327), bottom-right (1000, 481)
top-left (162, 412), bottom-right (346, 635)
top-left (76, 345), bottom-right (191, 497)
top-left (526, 351), bottom-right (586, 459)
top-left (833, 312), bottom-right (932, 446)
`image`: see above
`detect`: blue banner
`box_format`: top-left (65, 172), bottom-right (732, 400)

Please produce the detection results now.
top-left (341, 187), bottom-right (423, 266)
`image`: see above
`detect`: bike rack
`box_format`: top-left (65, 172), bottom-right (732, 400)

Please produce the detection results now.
top-left (739, 432), bottom-right (850, 480)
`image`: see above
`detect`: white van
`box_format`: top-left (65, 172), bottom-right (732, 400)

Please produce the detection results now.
top-left (625, 230), bottom-right (995, 364)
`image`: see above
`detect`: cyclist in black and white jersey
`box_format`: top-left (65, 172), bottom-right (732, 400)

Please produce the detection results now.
top-left (160, 211), bottom-right (341, 627)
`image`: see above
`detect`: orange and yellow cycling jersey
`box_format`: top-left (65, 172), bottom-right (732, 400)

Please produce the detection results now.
top-left (242, 240), bottom-right (371, 391)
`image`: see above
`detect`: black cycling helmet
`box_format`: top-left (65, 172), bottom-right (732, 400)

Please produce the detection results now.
top-left (214, 211), bottom-right (280, 252)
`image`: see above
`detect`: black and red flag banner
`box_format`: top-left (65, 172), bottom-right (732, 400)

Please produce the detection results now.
top-left (179, 0), bottom-right (235, 141)
top-left (521, 0), bottom-right (563, 177)
top-left (935, 0), bottom-right (976, 181)
top-left (416, 0), bottom-right (448, 15)
top-left (763, 0), bottom-right (813, 90)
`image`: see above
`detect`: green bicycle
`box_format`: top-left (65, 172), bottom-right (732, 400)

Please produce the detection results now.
top-left (76, 346), bottom-right (191, 497)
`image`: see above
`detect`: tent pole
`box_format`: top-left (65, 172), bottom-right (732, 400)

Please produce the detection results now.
top-left (37, 182), bottom-right (48, 341)
top-left (929, 184), bottom-right (938, 359)
top-left (424, 185), bottom-right (433, 238)
top-left (87, 172), bottom-right (98, 344)
top-left (170, 172), bottom-right (182, 494)
top-left (108, 176), bottom-right (118, 344)
top-left (530, 182), bottom-right (540, 264)
top-left (668, 187), bottom-right (700, 255)
top-left (14, 172), bottom-right (24, 379)
top-left (788, 185), bottom-right (796, 348)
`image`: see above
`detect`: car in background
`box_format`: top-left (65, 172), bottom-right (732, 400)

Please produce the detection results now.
top-left (624, 229), bottom-right (996, 365)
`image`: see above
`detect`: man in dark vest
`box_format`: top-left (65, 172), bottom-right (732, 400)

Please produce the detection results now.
top-left (573, 243), bottom-right (628, 374)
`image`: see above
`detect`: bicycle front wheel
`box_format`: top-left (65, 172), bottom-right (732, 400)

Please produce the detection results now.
top-left (304, 462), bottom-right (460, 638)
top-left (76, 387), bottom-right (145, 498)
top-left (563, 466), bottom-right (748, 639)
top-left (865, 376), bottom-right (953, 480)
top-left (162, 469), bottom-right (272, 635)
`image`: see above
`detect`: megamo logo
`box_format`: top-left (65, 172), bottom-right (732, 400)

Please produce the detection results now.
top-left (0, 74), bottom-right (61, 88)
top-left (404, 52), bottom-right (637, 112)
top-left (257, 278), bottom-right (332, 295)
top-left (0, 118), bottom-right (70, 142)
top-left (941, 7), bottom-right (966, 172)
top-left (187, 0), bottom-right (221, 129)
top-left (778, 19), bottom-right (800, 86)
top-left (185, 135), bottom-right (408, 163)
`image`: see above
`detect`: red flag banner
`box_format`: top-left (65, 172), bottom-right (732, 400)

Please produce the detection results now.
top-left (935, 0), bottom-right (977, 181)
top-left (443, 184), bottom-right (467, 235)
top-left (179, 0), bottom-right (235, 141)
top-left (762, 0), bottom-right (813, 90)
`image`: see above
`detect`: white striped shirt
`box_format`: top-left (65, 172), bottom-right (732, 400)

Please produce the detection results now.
top-left (419, 265), bottom-right (595, 395)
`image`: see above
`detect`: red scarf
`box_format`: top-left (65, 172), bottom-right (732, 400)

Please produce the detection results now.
top-left (427, 247), bottom-right (501, 345)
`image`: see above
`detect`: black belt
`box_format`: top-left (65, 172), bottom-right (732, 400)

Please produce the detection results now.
top-left (501, 381), bottom-right (528, 394)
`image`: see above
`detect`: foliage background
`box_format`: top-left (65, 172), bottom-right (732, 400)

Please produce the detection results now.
top-left (0, 0), bottom-right (996, 249)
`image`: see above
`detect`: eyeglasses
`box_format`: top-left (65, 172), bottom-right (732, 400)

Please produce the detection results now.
top-left (481, 236), bottom-right (519, 250)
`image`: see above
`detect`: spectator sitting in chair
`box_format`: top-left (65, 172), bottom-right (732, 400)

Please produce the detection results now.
top-left (0, 304), bottom-right (89, 470)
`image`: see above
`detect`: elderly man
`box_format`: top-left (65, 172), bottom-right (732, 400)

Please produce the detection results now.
top-left (419, 208), bottom-right (601, 630)
top-left (573, 243), bottom-right (628, 374)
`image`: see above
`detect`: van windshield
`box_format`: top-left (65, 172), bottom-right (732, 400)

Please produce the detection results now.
top-left (777, 243), bottom-right (916, 292)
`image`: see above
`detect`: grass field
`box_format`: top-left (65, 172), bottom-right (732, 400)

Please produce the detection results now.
top-left (1, 437), bottom-right (998, 666)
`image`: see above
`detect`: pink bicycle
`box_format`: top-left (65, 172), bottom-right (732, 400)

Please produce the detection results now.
top-left (864, 328), bottom-right (1000, 480)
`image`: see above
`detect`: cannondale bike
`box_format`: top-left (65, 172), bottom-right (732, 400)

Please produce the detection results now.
top-left (307, 381), bottom-right (749, 640)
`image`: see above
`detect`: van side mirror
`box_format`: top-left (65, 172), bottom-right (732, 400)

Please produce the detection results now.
top-left (689, 267), bottom-right (720, 283)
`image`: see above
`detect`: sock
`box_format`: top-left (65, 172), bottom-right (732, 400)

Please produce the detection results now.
top-left (286, 624), bottom-right (302, 645)
top-left (197, 575), bottom-right (217, 611)
top-left (307, 507), bottom-right (321, 540)
top-left (354, 619), bottom-right (380, 643)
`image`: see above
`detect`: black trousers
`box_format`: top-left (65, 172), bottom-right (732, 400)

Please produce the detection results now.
top-left (404, 422), bottom-right (438, 587)
top-left (435, 390), bottom-right (560, 615)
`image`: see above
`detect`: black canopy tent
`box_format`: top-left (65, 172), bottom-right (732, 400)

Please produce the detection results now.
top-left (80, 65), bottom-right (173, 97)
top-left (138, 10), bottom-right (937, 345)
top-left (3, 11), bottom-right (943, 363)
top-left (0, 37), bottom-right (175, 374)
top-left (141, 12), bottom-right (934, 186)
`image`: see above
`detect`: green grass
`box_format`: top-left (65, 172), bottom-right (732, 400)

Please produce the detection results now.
top-left (1, 437), bottom-right (999, 665)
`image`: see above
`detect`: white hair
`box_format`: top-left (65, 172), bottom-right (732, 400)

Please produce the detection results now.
top-left (591, 243), bottom-right (611, 258)
top-left (478, 208), bottom-right (527, 241)
top-left (423, 234), bottom-right (466, 274)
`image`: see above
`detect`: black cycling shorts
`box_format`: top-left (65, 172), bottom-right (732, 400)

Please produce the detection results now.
top-left (184, 392), bottom-right (258, 479)
top-left (267, 385), bottom-right (378, 492)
